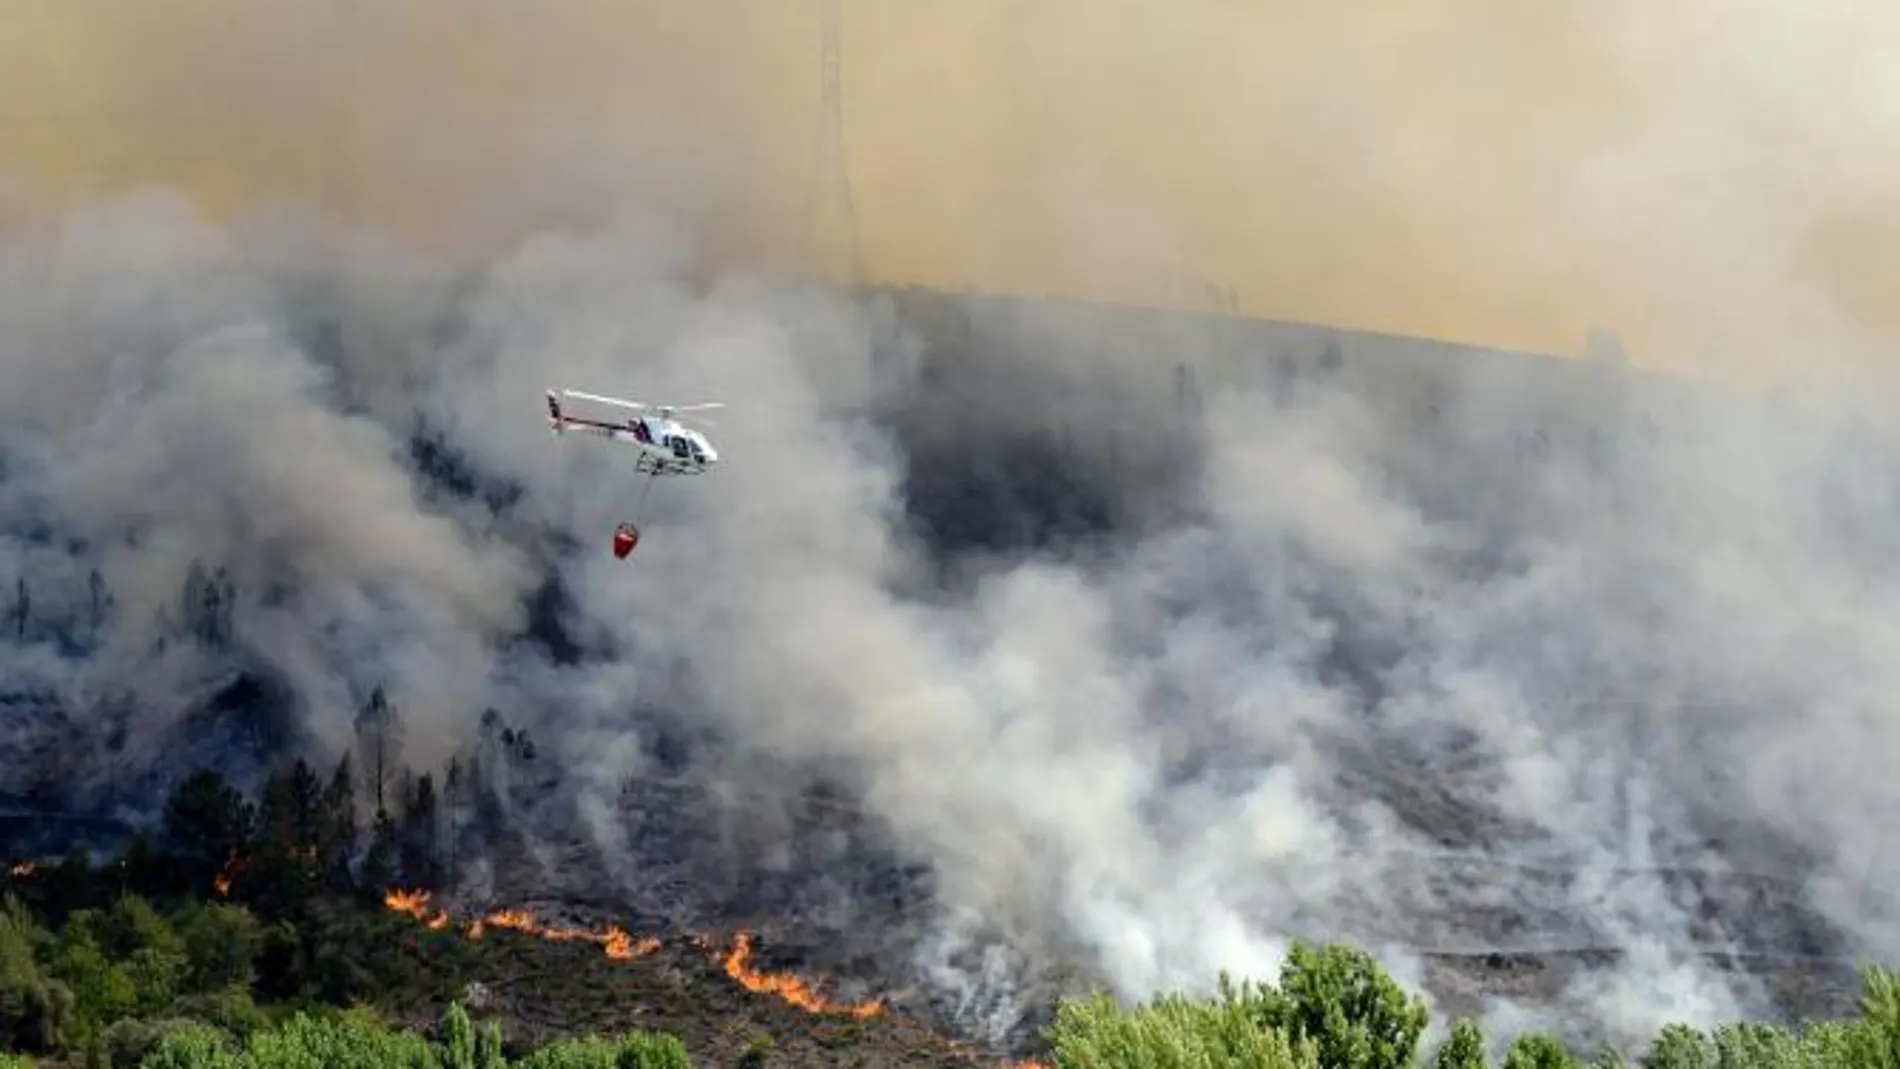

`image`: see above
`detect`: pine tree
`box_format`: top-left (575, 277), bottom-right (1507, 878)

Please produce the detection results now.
top-left (442, 758), bottom-right (463, 888)
top-left (161, 770), bottom-right (255, 896)
top-left (1436, 1019), bottom-right (1490, 1069)
top-left (319, 755), bottom-right (359, 893)
top-left (398, 772), bottom-right (440, 889)
top-left (360, 808), bottom-right (400, 897)
top-left (353, 686), bottom-right (401, 814)
top-left (256, 759), bottom-right (324, 862)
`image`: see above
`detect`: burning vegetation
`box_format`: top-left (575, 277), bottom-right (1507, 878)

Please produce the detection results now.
top-left (382, 888), bottom-right (884, 1018)
top-left (721, 931), bottom-right (883, 1018)
top-left (385, 888), bottom-right (661, 960)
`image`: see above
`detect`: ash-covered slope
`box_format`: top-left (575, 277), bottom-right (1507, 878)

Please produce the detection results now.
top-left (1, 200), bottom-right (1894, 1057)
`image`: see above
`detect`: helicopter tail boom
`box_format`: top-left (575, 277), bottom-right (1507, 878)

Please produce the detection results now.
top-left (547, 390), bottom-right (637, 437)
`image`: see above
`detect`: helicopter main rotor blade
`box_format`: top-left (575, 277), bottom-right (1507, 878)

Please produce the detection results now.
top-left (563, 389), bottom-right (652, 412)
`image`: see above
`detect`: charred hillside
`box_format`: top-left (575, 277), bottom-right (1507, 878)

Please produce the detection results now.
top-left (2, 213), bottom-right (1894, 1060)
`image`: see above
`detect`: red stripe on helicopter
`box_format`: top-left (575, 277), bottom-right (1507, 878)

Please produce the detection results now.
top-left (560, 414), bottom-right (635, 433)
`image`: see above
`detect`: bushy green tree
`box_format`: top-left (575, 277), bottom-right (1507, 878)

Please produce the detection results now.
top-left (1266, 943), bottom-right (1431, 1069)
top-left (1642, 1023), bottom-right (1715, 1069)
top-left (318, 757), bottom-right (360, 896)
top-left (1800, 1019), bottom-right (1871, 1068)
top-left (1047, 985), bottom-right (1319, 1069)
top-left (173, 904), bottom-right (264, 993)
top-left (1434, 1018), bottom-right (1490, 1069)
top-left (46, 912), bottom-right (138, 1036)
top-left (1503, 1032), bottom-right (1580, 1069)
top-left (162, 771), bottom-right (255, 897)
top-left (1854, 964), bottom-right (1900, 1069)
top-left (1709, 1021), bottom-right (1827, 1069)
top-left (96, 896), bottom-right (189, 1017)
top-left (0, 900), bottom-right (72, 1054)
top-left (437, 1002), bottom-right (505, 1069)
top-left (164, 987), bottom-right (269, 1043)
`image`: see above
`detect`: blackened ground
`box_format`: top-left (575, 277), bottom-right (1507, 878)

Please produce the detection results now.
top-left (383, 928), bottom-right (1015, 1068)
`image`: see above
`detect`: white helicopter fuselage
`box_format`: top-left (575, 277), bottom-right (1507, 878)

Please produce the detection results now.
top-left (546, 390), bottom-right (720, 476)
top-left (628, 415), bottom-right (719, 476)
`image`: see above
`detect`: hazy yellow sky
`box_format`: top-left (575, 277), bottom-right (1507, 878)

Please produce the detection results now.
top-left (2, 1), bottom-right (1896, 378)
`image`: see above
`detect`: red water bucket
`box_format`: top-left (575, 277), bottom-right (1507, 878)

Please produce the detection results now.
top-left (611, 523), bottom-right (640, 559)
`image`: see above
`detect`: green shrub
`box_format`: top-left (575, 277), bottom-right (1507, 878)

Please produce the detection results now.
top-left (140, 1022), bottom-right (242, 1069)
top-left (439, 1003), bottom-right (504, 1069)
top-left (1855, 965), bottom-right (1900, 1069)
top-left (173, 906), bottom-right (265, 994)
top-left (100, 1015), bottom-right (202, 1069)
top-left (512, 1031), bottom-right (693, 1069)
top-left (1048, 986), bottom-right (1319, 1069)
top-left (1709, 1021), bottom-right (1827, 1069)
top-left (123, 1000), bottom-right (687, 1069)
top-left (0, 905), bottom-right (73, 1054)
top-left (1502, 1032), bottom-right (1580, 1069)
top-left (242, 1010), bottom-right (439, 1068)
top-left (1434, 1018), bottom-right (1490, 1069)
top-left (1642, 1023), bottom-right (1715, 1069)
top-left (164, 987), bottom-right (269, 1042)
top-left (46, 916), bottom-right (139, 1035)
top-left (98, 896), bottom-right (189, 1014)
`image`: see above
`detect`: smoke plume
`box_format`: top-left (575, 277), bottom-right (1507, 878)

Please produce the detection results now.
top-left (4, 0), bottom-right (1900, 1059)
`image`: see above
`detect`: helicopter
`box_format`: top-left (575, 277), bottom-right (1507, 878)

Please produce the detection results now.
top-left (545, 388), bottom-right (723, 558)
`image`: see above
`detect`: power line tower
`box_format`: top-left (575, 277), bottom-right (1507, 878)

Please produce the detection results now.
top-left (804, 0), bottom-right (863, 287)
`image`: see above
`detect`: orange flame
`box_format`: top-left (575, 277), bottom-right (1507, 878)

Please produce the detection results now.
top-left (7, 861), bottom-right (33, 877)
top-left (387, 888), bottom-right (448, 925)
top-left (212, 852), bottom-right (240, 897)
top-left (382, 889), bottom-right (659, 959)
top-left (722, 932), bottom-right (883, 1018)
top-left (381, 890), bottom-right (882, 1020)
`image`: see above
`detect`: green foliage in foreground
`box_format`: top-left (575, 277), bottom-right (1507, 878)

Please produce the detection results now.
top-left (1043, 942), bottom-right (1900, 1069)
top-left (0, 999), bottom-right (695, 1068)
top-left (129, 1003), bottom-right (691, 1069)
top-left (2, 891), bottom-right (1899, 1069)
top-left (4, 869), bottom-right (1900, 1069)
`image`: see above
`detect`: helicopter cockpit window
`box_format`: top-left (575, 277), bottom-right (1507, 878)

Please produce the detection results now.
top-left (669, 435), bottom-right (691, 458)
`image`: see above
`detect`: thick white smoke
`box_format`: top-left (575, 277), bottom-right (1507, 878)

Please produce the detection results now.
top-left (3, 193), bottom-right (1898, 1060)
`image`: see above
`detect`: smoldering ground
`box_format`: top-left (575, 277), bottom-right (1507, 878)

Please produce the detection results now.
top-left (3, 196), bottom-right (1900, 1059)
